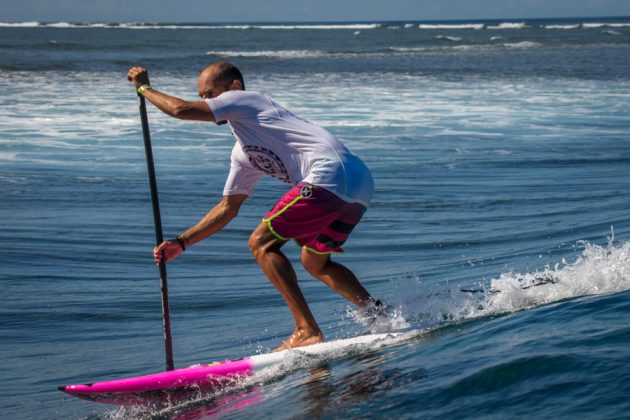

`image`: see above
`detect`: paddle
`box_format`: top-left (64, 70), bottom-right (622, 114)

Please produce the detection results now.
top-left (137, 93), bottom-right (175, 371)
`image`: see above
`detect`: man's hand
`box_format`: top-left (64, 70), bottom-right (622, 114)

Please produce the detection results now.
top-left (153, 240), bottom-right (183, 265)
top-left (127, 66), bottom-right (150, 89)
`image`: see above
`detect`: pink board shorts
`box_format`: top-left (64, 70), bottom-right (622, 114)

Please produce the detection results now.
top-left (263, 183), bottom-right (366, 254)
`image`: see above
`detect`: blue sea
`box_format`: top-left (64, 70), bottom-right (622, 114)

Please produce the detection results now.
top-left (1, 17), bottom-right (630, 419)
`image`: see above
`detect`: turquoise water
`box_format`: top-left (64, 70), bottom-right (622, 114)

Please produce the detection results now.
top-left (1, 18), bottom-right (630, 419)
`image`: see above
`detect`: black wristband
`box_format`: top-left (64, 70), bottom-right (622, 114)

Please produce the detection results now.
top-left (175, 236), bottom-right (186, 252)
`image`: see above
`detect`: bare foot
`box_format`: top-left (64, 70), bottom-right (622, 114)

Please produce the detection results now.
top-left (273, 327), bottom-right (324, 352)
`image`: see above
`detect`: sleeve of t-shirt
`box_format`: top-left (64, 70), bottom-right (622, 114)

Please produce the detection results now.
top-left (205, 91), bottom-right (258, 124)
top-left (223, 143), bottom-right (264, 196)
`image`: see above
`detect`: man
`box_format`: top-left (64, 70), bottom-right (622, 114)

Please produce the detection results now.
top-left (127, 61), bottom-right (380, 351)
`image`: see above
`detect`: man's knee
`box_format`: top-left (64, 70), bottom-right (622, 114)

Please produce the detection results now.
top-left (248, 229), bottom-right (265, 258)
top-left (248, 223), bottom-right (283, 258)
top-left (301, 251), bottom-right (329, 277)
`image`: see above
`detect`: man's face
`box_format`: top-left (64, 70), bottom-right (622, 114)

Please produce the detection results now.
top-left (198, 71), bottom-right (232, 100)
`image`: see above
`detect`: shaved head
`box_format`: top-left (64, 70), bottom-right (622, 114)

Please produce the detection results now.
top-left (201, 61), bottom-right (245, 89)
top-left (198, 61), bottom-right (245, 99)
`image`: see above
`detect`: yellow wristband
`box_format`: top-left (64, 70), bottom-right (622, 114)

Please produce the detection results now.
top-left (137, 84), bottom-right (152, 96)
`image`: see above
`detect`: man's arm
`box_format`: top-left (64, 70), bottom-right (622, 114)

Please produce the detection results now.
top-left (143, 88), bottom-right (215, 122)
top-left (154, 194), bottom-right (248, 264)
top-left (127, 66), bottom-right (215, 122)
top-left (179, 194), bottom-right (247, 246)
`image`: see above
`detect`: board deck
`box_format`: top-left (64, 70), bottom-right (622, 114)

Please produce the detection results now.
top-left (59, 331), bottom-right (413, 405)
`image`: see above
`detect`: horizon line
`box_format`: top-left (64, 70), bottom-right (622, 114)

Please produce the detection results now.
top-left (3, 15), bottom-right (630, 25)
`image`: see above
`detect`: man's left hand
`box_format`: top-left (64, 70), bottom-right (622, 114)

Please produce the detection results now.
top-left (153, 240), bottom-right (183, 265)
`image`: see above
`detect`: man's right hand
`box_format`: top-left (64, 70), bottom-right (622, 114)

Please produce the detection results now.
top-left (153, 240), bottom-right (183, 265)
top-left (127, 66), bottom-right (151, 89)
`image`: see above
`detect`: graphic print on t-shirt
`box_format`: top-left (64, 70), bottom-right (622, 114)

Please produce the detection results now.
top-left (243, 145), bottom-right (291, 183)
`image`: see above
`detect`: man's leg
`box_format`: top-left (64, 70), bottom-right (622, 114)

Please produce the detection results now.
top-left (248, 222), bottom-right (324, 351)
top-left (300, 250), bottom-right (372, 307)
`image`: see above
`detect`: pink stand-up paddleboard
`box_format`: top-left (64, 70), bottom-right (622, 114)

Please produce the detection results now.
top-left (59, 331), bottom-right (410, 405)
top-left (59, 354), bottom-right (280, 405)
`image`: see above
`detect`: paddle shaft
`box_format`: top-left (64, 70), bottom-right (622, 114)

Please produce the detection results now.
top-left (137, 94), bottom-right (175, 371)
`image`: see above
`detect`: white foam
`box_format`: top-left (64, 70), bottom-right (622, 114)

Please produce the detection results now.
top-left (345, 300), bottom-right (411, 334)
top-left (583, 22), bottom-right (630, 29)
top-left (207, 50), bottom-right (330, 59)
top-left (47, 22), bottom-right (73, 28)
top-left (545, 24), bottom-right (581, 30)
top-left (482, 232), bottom-right (630, 315)
top-left (0, 21), bottom-right (40, 27)
top-left (207, 49), bottom-right (402, 59)
top-left (488, 22), bottom-right (529, 30)
top-left (126, 23), bottom-right (381, 30)
top-left (248, 24), bottom-right (382, 30)
top-left (387, 46), bottom-right (427, 53)
top-left (436, 35), bottom-right (463, 42)
top-left (0, 152), bottom-right (18, 162)
top-left (380, 230), bottom-right (630, 329)
top-left (450, 41), bottom-right (542, 51)
top-left (503, 41), bottom-right (542, 49)
top-left (419, 23), bottom-right (485, 30)
top-left (0, 21), bottom-right (383, 30)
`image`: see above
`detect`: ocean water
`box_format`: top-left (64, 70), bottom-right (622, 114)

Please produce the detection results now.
top-left (1, 17), bottom-right (630, 419)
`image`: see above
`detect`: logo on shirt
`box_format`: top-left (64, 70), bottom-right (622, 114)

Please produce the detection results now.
top-left (242, 145), bottom-right (291, 183)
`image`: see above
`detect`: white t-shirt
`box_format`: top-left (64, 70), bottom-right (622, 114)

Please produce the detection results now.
top-left (206, 90), bottom-right (374, 207)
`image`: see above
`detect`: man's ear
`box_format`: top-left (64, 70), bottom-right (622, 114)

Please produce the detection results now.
top-left (230, 79), bottom-right (244, 90)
